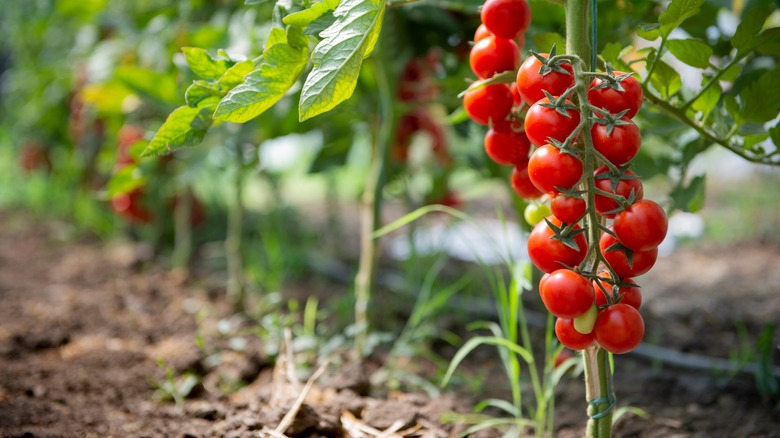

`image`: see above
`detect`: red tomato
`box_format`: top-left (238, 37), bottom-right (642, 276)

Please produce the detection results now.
top-left (469, 35), bottom-right (521, 79)
top-left (551, 194), bottom-right (586, 223)
top-left (555, 318), bottom-right (596, 350)
top-left (588, 72), bottom-right (644, 119)
top-left (527, 217), bottom-right (588, 273)
top-left (510, 81), bottom-right (522, 106)
top-left (592, 272), bottom-right (642, 309)
top-left (591, 117), bottom-right (641, 166)
top-left (599, 231), bottom-right (658, 278)
top-left (594, 303), bottom-right (644, 354)
top-left (480, 0), bottom-right (531, 39)
top-left (613, 199), bottom-right (668, 251)
top-left (527, 144), bottom-right (583, 195)
top-left (554, 348), bottom-right (575, 368)
top-left (524, 97), bottom-right (580, 147)
top-left (484, 127), bottom-right (531, 166)
top-left (19, 140), bottom-right (52, 174)
top-left (540, 269), bottom-right (595, 319)
top-left (515, 54), bottom-right (575, 106)
top-left (464, 83), bottom-right (514, 126)
top-left (111, 188), bottom-right (152, 224)
top-left (593, 166), bottom-right (643, 218)
top-left (510, 164), bottom-right (544, 199)
top-left (474, 23), bottom-right (492, 42)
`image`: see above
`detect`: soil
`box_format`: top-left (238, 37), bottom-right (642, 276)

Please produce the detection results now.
top-left (1, 210), bottom-right (779, 437)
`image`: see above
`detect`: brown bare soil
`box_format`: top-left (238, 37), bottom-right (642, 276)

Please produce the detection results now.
top-left (1, 211), bottom-right (779, 437)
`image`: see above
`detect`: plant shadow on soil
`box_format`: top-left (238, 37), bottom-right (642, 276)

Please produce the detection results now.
top-left (0, 211), bottom-right (779, 437)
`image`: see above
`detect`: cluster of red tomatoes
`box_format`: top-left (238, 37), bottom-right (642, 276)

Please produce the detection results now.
top-left (463, 0), bottom-right (669, 355)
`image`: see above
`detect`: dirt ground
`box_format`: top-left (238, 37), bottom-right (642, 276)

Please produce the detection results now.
top-left (1, 210), bottom-right (779, 437)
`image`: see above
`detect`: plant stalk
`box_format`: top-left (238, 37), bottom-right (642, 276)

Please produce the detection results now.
top-left (226, 130), bottom-right (246, 311)
top-left (353, 42), bottom-right (395, 358)
top-left (566, 1), bottom-right (614, 437)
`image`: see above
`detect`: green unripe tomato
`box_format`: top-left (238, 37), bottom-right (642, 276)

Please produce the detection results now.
top-left (524, 202), bottom-right (551, 226)
top-left (574, 303), bottom-right (598, 334)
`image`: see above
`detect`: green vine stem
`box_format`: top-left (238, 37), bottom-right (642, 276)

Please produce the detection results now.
top-left (566, 1), bottom-right (614, 437)
top-left (226, 127), bottom-right (246, 311)
top-left (353, 38), bottom-right (395, 358)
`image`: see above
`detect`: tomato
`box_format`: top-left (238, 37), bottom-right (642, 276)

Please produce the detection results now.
top-left (474, 23), bottom-right (492, 42)
top-left (554, 348), bottom-right (575, 368)
top-left (539, 269), bottom-right (595, 319)
top-left (588, 72), bottom-right (643, 119)
top-left (551, 194), bottom-right (586, 223)
top-left (593, 272), bottom-right (642, 309)
top-left (555, 318), bottom-right (595, 350)
top-left (470, 35), bottom-right (521, 79)
top-left (527, 217), bottom-right (588, 273)
top-left (591, 117), bottom-right (641, 166)
top-left (613, 199), bottom-right (668, 251)
top-left (524, 202), bottom-right (551, 226)
top-left (510, 164), bottom-right (544, 199)
top-left (112, 188), bottom-right (152, 224)
top-left (480, 0), bottom-right (531, 39)
top-left (594, 303), bottom-right (644, 354)
top-left (117, 124), bottom-right (145, 167)
top-left (527, 144), bottom-right (583, 195)
top-left (524, 97), bottom-right (581, 147)
top-left (515, 54), bottom-right (575, 106)
top-left (510, 81), bottom-right (522, 106)
top-left (484, 127), bottom-right (531, 166)
top-left (19, 140), bottom-right (52, 174)
top-left (464, 83), bottom-right (514, 126)
top-left (593, 166), bottom-right (643, 218)
top-left (599, 231), bottom-right (658, 278)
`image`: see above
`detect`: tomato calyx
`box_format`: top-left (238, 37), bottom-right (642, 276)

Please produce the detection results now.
top-left (590, 109), bottom-right (632, 136)
top-left (529, 45), bottom-right (572, 77)
top-left (592, 273), bottom-right (640, 307)
top-left (602, 238), bottom-right (637, 269)
top-left (593, 165), bottom-right (641, 214)
top-left (586, 65), bottom-right (636, 93)
top-left (538, 91), bottom-right (580, 118)
top-left (544, 217), bottom-right (588, 253)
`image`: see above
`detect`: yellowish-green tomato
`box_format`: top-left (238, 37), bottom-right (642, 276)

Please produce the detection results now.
top-left (524, 202), bottom-right (551, 226)
top-left (574, 303), bottom-right (598, 334)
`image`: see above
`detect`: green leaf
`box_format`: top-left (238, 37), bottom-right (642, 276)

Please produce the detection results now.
top-left (739, 69), bottom-right (780, 124)
top-left (720, 63), bottom-right (742, 82)
top-left (182, 47), bottom-right (231, 81)
top-left (756, 27), bottom-right (780, 56)
top-left (440, 336), bottom-right (533, 387)
top-left (671, 174), bottom-right (706, 213)
top-left (214, 27), bottom-right (310, 123)
top-left (115, 66), bottom-right (179, 105)
top-left (731, 7), bottom-right (770, 55)
top-left (637, 0), bottom-right (704, 40)
top-left (666, 39), bottom-right (712, 68)
top-left (690, 81), bottom-right (720, 118)
top-left (107, 164), bottom-right (146, 197)
top-left (599, 43), bottom-right (632, 71)
top-left (304, 12), bottom-right (338, 36)
top-left (532, 32), bottom-right (566, 53)
top-left (80, 82), bottom-right (134, 115)
top-left (723, 95), bottom-right (742, 126)
top-left (649, 60), bottom-right (682, 99)
top-left (218, 59), bottom-right (255, 88)
top-left (143, 97), bottom-right (220, 156)
top-left (283, 0), bottom-right (340, 27)
top-left (298, 0), bottom-right (386, 121)
top-left (769, 123), bottom-right (780, 147)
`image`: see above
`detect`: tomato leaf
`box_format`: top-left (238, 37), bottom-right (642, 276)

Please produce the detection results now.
top-left (637, 0), bottom-right (704, 41)
top-left (298, 0), bottom-right (386, 121)
top-left (666, 39), bottom-right (712, 69)
top-left (532, 32), bottom-right (566, 54)
top-left (691, 80), bottom-right (720, 118)
top-left (214, 27), bottom-right (309, 123)
top-left (283, 0), bottom-right (340, 27)
top-left (182, 47), bottom-right (231, 81)
top-left (142, 97), bottom-right (220, 156)
top-left (670, 174), bottom-right (706, 213)
top-left (599, 42), bottom-right (632, 72)
top-left (769, 123), bottom-right (780, 148)
top-left (739, 69), bottom-right (780, 124)
top-left (648, 60), bottom-right (682, 99)
top-left (731, 7), bottom-right (770, 55)
top-left (115, 66), bottom-right (180, 105)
